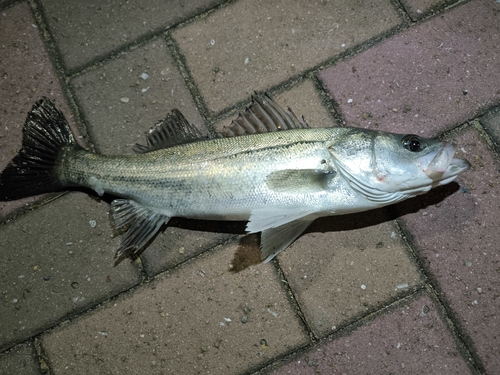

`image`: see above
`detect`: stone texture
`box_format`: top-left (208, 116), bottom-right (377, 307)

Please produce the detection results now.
top-left (480, 106), bottom-right (500, 151)
top-left (320, 0), bottom-right (500, 136)
top-left (40, 0), bottom-right (222, 72)
top-left (0, 341), bottom-right (41, 375)
top-left (278, 216), bottom-right (423, 337)
top-left (273, 293), bottom-right (472, 375)
top-left (41, 242), bottom-right (309, 375)
top-left (397, 126), bottom-right (500, 374)
top-left (140, 220), bottom-right (239, 277)
top-left (0, 3), bottom-right (76, 219)
top-left (0, 193), bottom-right (141, 351)
top-left (70, 37), bottom-right (205, 155)
top-left (400, 0), bottom-right (460, 21)
top-left (173, 0), bottom-right (402, 114)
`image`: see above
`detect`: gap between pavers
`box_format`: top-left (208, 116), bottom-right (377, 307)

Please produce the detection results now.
top-left (272, 290), bottom-right (473, 375)
top-left (70, 37), bottom-right (205, 155)
top-left (0, 193), bottom-right (141, 352)
top-left (396, 125), bottom-right (500, 374)
top-left (41, 240), bottom-right (309, 375)
top-left (319, 0), bottom-right (500, 137)
top-left (172, 0), bottom-right (402, 114)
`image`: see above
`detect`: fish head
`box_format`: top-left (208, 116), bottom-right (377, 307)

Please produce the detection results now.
top-left (329, 130), bottom-right (470, 204)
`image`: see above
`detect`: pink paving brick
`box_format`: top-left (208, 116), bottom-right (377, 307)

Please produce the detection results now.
top-left (397, 126), bottom-right (500, 373)
top-left (273, 292), bottom-right (472, 375)
top-left (320, 0), bottom-right (500, 137)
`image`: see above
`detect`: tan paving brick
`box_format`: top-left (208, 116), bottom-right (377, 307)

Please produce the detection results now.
top-left (40, 0), bottom-right (221, 72)
top-left (278, 216), bottom-right (423, 337)
top-left (41, 241), bottom-right (309, 374)
top-left (70, 37), bottom-right (205, 155)
top-left (0, 193), bottom-right (141, 351)
top-left (173, 0), bottom-right (402, 114)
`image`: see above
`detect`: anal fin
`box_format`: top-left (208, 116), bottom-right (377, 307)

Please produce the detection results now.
top-left (110, 199), bottom-right (170, 263)
top-left (260, 218), bottom-right (314, 262)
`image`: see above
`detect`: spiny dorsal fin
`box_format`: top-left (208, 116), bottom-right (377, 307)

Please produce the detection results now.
top-left (221, 93), bottom-right (309, 137)
top-left (133, 109), bottom-right (209, 153)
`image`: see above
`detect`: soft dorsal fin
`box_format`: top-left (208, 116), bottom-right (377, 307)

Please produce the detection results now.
top-left (221, 94), bottom-right (309, 137)
top-left (133, 109), bottom-right (208, 153)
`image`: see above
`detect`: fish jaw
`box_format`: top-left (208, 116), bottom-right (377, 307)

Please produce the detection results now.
top-left (417, 143), bottom-right (471, 182)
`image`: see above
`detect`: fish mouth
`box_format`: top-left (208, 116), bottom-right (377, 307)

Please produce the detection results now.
top-left (419, 143), bottom-right (471, 181)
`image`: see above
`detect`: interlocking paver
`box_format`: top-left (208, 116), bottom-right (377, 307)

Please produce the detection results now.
top-left (279, 218), bottom-right (423, 337)
top-left (320, 0), bottom-right (500, 136)
top-left (480, 106), bottom-right (500, 150)
top-left (0, 341), bottom-right (41, 375)
top-left (0, 2), bottom-right (75, 219)
top-left (273, 292), bottom-right (472, 375)
top-left (41, 242), bottom-right (309, 375)
top-left (396, 126), bottom-right (500, 374)
top-left (0, 193), bottom-right (141, 351)
top-left (173, 0), bottom-right (402, 114)
top-left (70, 37), bottom-right (205, 155)
top-left (40, 0), bottom-right (222, 72)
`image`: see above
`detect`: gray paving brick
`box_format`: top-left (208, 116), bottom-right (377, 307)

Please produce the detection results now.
top-left (41, 242), bottom-right (309, 375)
top-left (480, 106), bottom-right (500, 150)
top-left (278, 217), bottom-right (423, 337)
top-left (173, 0), bottom-right (401, 114)
top-left (397, 126), bottom-right (500, 374)
top-left (140, 222), bottom-right (238, 277)
top-left (0, 341), bottom-right (41, 375)
top-left (0, 2), bottom-right (75, 219)
top-left (320, 0), bottom-right (500, 137)
top-left (70, 37), bottom-right (205, 155)
top-left (0, 193), bottom-right (141, 351)
top-left (273, 292), bottom-right (472, 375)
top-left (40, 0), bottom-right (221, 72)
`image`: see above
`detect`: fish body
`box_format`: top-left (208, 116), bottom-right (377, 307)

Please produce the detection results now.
top-left (0, 95), bottom-right (470, 263)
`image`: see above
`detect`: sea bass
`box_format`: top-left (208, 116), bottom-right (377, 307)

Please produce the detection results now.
top-left (0, 95), bottom-right (470, 263)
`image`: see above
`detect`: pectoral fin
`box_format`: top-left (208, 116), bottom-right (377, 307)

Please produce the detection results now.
top-left (110, 199), bottom-right (170, 263)
top-left (260, 218), bottom-right (315, 262)
top-left (246, 207), bottom-right (317, 234)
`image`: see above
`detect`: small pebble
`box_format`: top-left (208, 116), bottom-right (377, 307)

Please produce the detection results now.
top-left (120, 97), bottom-right (129, 103)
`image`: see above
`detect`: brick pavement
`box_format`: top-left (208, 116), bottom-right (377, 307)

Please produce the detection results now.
top-left (0, 0), bottom-right (499, 374)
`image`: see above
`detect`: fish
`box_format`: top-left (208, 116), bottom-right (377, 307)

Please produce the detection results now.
top-left (0, 94), bottom-right (470, 264)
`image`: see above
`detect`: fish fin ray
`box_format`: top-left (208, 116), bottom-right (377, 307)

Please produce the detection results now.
top-left (133, 109), bottom-right (209, 153)
top-left (260, 218), bottom-right (314, 262)
top-left (246, 207), bottom-right (317, 234)
top-left (0, 97), bottom-right (80, 201)
top-left (220, 93), bottom-right (309, 137)
top-left (110, 199), bottom-right (170, 262)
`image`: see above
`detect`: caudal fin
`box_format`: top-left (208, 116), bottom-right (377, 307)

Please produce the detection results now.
top-left (0, 97), bottom-right (80, 201)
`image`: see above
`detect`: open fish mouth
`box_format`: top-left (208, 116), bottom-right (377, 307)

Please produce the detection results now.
top-left (419, 143), bottom-right (471, 181)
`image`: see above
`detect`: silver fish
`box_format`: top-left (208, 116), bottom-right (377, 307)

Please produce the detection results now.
top-left (0, 95), bottom-right (470, 263)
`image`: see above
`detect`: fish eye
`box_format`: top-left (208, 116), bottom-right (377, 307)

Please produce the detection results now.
top-left (402, 135), bottom-right (426, 152)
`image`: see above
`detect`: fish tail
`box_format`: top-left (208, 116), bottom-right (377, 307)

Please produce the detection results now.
top-left (0, 97), bottom-right (81, 201)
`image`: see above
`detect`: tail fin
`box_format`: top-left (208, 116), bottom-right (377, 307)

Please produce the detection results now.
top-left (0, 97), bottom-right (80, 201)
